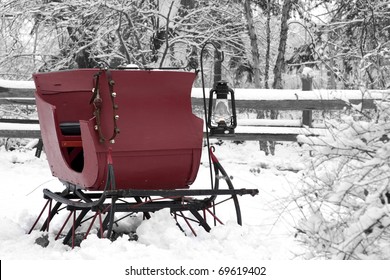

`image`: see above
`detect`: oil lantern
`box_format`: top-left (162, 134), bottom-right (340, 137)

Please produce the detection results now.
top-left (207, 81), bottom-right (237, 136)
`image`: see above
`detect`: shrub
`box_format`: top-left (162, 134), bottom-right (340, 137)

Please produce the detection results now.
top-left (295, 95), bottom-right (390, 259)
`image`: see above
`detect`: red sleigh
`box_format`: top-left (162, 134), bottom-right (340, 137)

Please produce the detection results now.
top-left (29, 68), bottom-right (258, 247)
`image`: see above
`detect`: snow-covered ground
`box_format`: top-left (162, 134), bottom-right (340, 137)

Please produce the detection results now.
top-left (0, 140), bottom-right (305, 260)
top-left (1, 140), bottom-right (387, 279)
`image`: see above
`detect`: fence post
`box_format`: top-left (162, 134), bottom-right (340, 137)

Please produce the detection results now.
top-left (301, 67), bottom-right (313, 127)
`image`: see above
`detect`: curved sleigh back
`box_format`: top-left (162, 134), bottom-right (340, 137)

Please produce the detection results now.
top-left (33, 69), bottom-right (203, 191)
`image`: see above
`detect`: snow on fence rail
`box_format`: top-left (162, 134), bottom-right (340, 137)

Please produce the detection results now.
top-left (1, 79), bottom-right (389, 142)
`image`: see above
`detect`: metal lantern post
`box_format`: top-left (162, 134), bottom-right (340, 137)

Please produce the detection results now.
top-left (207, 81), bottom-right (237, 136)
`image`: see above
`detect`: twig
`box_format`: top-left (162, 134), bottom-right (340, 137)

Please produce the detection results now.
top-left (116, 13), bottom-right (131, 64)
top-left (159, 1), bottom-right (175, 68)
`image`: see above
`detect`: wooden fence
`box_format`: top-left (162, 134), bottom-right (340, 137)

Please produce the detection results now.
top-left (1, 78), bottom-right (389, 142)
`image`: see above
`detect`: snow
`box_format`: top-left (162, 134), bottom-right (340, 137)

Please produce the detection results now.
top-left (235, 125), bottom-right (328, 135)
top-left (0, 141), bottom-right (305, 260)
top-left (0, 79), bottom-right (35, 89)
top-left (0, 122), bottom-right (40, 131)
top-left (2, 76), bottom-right (390, 103)
top-left (191, 87), bottom-right (390, 101)
top-left (239, 118), bottom-right (302, 127)
top-left (1, 137), bottom-right (389, 279)
top-left (0, 120), bottom-right (328, 139)
top-left (301, 67), bottom-right (314, 78)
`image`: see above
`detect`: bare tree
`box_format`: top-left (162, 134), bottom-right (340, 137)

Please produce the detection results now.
top-left (243, 0), bottom-right (261, 88)
top-left (0, 0), bottom-right (248, 81)
top-left (273, 0), bottom-right (293, 89)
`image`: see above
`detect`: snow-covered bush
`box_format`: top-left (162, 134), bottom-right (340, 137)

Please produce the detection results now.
top-left (295, 94), bottom-right (390, 259)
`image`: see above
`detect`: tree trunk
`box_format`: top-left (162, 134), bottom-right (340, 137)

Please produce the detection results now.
top-left (244, 0), bottom-right (267, 153)
top-left (213, 43), bottom-right (222, 86)
top-left (260, 0), bottom-right (273, 154)
top-left (244, 0), bottom-right (261, 88)
top-left (180, 0), bottom-right (195, 10)
top-left (327, 39), bottom-right (337, 89)
top-left (268, 0), bottom-right (293, 155)
top-left (264, 0), bottom-right (271, 89)
top-left (272, 0), bottom-right (292, 90)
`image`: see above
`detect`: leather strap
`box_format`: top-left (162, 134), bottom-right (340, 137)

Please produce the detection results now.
top-left (91, 69), bottom-right (120, 143)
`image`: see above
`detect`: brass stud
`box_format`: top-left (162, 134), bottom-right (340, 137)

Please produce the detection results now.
top-left (115, 115), bottom-right (119, 120)
top-left (110, 139), bottom-right (115, 144)
top-left (112, 92), bottom-right (117, 97)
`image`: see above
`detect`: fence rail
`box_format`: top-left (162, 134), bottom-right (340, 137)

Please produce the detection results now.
top-left (1, 79), bottom-right (389, 141)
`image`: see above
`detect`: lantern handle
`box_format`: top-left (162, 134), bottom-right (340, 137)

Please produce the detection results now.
top-left (217, 48), bottom-right (224, 63)
top-left (228, 87), bottom-right (237, 129)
